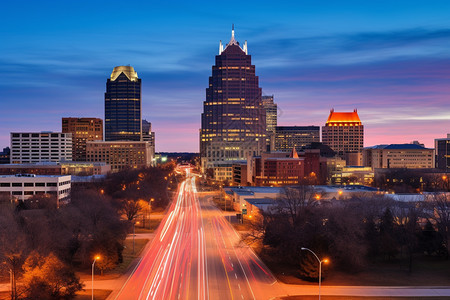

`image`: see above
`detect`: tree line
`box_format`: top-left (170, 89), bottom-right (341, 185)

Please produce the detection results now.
top-left (0, 164), bottom-right (174, 300)
top-left (245, 186), bottom-right (450, 281)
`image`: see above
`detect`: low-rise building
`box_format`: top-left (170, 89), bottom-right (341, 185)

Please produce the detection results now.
top-left (248, 149), bottom-right (321, 186)
top-left (224, 186), bottom-right (283, 212)
top-left (0, 162), bottom-right (110, 176)
top-left (329, 165), bottom-right (374, 185)
top-left (0, 174), bottom-right (71, 207)
top-left (86, 141), bottom-right (152, 172)
top-left (363, 143), bottom-right (434, 169)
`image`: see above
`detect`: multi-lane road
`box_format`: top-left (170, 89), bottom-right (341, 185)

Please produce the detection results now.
top-left (114, 174), bottom-right (279, 300)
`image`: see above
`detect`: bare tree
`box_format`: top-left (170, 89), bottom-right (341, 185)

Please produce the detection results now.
top-left (277, 186), bottom-right (318, 226)
top-left (0, 206), bottom-right (28, 300)
top-left (120, 199), bottom-right (143, 221)
top-left (425, 193), bottom-right (450, 258)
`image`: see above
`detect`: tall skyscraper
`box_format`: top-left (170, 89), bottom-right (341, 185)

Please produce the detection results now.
top-left (322, 109), bottom-right (364, 165)
top-left (105, 66), bottom-right (142, 141)
top-left (200, 27), bottom-right (266, 174)
top-left (62, 117), bottom-right (103, 161)
top-left (262, 95), bottom-right (277, 151)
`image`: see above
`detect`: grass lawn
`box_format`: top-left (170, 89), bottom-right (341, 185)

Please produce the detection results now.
top-left (135, 218), bottom-right (162, 233)
top-left (113, 238), bottom-right (149, 274)
top-left (280, 297), bottom-right (450, 300)
top-left (263, 254), bottom-right (450, 287)
top-left (0, 290), bottom-right (112, 300)
top-left (75, 289), bottom-right (111, 300)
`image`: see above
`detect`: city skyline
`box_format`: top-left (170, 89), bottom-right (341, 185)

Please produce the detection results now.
top-left (2, 1), bottom-right (450, 152)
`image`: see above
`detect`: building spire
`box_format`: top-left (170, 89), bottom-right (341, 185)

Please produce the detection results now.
top-left (232, 24), bottom-right (235, 39)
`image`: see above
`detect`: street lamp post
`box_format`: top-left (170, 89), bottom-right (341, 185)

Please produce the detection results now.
top-left (149, 198), bottom-right (154, 229)
top-left (301, 247), bottom-right (328, 300)
top-left (91, 256), bottom-right (100, 300)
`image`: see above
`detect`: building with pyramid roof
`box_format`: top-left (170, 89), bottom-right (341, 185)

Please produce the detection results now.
top-left (200, 27), bottom-right (266, 178)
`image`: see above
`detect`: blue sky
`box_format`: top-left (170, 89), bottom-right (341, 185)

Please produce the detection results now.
top-left (1, 1), bottom-right (450, 151)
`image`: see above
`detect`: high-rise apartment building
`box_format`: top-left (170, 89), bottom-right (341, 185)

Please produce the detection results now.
top-left (262, 95), bottom-right (277, 151)
top-left (200, 27), bottom-right (266, 174)
top-left (274, 126), bottom-right (320, 152)
top-left (105, 66), bottom-right (142, 141)
top-left (62, 117), bottom-right (103, 161)
top-left (322, 109), bottom-right (364, 165)
top-left (435, 134), bottom-right (450, 170)
top-left (10, 132), bottom-right (72, 164)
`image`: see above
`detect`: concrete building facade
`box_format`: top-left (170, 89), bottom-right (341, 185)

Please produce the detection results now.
top-left (10, 132), bottom-right (72, 164)
top-left (363, 143), bottom-right (434, 169)
top-left (62, 117), bottom-right (103, 161)
top-left (262, 95), bottom-right (277, 151)
top-left (322, 109), bottom-right (364, 165)
top-left (0, 174), bottom-right (71, 207)
top-left (142, 119), bottom-right (156, 163)
top-left (86, 141), bottom-right (152, 172)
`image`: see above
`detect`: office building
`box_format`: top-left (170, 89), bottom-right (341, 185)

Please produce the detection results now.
top-left (105, 66), bottom-right (142, 141)
top-left (142, 119), bottom-right (155, 162)
top-left (200, 27), bottom-right (266, 175)
top-left (62, 117), bottom-right (103, 161)
top-left (262, 95), bottom-right (277, 151)
top-left (86, 141), bottom-right (152, 172)
top-left (435, 134), bottom-right (450, 170)
top-left (0, 147), bottom-right (10, 164)
top-left (322, 109), bottom-right (364, 165)
top-left (0, 174), bottom-right (71, 207)
top-left (363, 143), bottom-right (434, 169)
top-left (274, 126), bottom-right (320, 153)
top-left (247, 149), bottom-right (321, 186)
top-left (10, 132), bottom-right (72, 164)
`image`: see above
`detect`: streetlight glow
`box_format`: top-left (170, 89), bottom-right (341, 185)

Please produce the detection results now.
top-left (301, 247), bottom-right (328, 300)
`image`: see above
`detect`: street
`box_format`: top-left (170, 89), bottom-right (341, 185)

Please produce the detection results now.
top-left (113, 175), bottom-right (279, 300)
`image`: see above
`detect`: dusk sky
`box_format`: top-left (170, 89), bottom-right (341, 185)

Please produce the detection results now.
top-left (1, 1), bottom-right (450, 152)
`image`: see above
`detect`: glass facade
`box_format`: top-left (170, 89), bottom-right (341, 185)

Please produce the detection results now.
top-left (105, 66), bottom-right (142, 141)
top-left (200, 30), bottom-right (266, 171)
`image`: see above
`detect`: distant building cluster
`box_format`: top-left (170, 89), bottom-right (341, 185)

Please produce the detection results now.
top-left (199, 28), bottom-right (447, 189)
top-left (1, 66), bottom-right (157, 206)
top-left (2, 27), bottom-right (449, 206)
